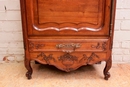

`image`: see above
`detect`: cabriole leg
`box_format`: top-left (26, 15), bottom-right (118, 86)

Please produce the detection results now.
top-left (103, 57), bottom-right (112, 80)
top-left (24, 59), bottom-right (33, 79)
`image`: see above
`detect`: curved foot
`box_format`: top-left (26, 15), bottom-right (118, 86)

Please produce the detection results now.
top-left (103, 57), bottom-right (112, 80)
top-left (26, 71), bottom-right (32, 80)
top-left (25, 59), bottom-right (33, 79)
top-left (104, 72), bottom-right (110, 80)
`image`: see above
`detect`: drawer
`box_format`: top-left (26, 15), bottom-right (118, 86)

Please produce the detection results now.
top-left (30, 52), bottom-right (108, 72)
top-left (28, 39), bottom-right (110, 52)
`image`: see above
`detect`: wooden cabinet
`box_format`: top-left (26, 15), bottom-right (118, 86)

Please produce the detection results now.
top-left (20, 0), bottom-right (116, 80)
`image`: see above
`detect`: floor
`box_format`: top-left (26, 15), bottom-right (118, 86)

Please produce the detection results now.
top-left (0, 61), bottom-right (130, 87)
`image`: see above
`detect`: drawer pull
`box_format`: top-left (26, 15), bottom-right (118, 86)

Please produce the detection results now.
top-left (56, 43), bottom-right (81, 53)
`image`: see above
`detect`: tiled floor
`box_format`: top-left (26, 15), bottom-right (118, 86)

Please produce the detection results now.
top-left (0, 61), bottom-right (130, 87)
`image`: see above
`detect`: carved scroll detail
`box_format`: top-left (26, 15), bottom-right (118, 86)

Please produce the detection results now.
top-left (79, 54), bottom-right (89, 63)
top-left (36, 52), bottom-right (56, 64)
top-left (29, 42), bottom-right (44, 51)
top-left (79, 53), bottom-right (99, 63)
top-left (88, 53), bottom-right (99, 62)
top-left (91, 42), bottom-right (107, 51)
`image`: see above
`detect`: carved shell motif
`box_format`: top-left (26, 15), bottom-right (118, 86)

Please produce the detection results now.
top-left (58, 53), bottom-right (78, 67)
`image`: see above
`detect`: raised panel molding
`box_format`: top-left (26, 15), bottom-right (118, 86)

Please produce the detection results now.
top-left (32, 0), bottom-right (104, 32)
top-left (33, 25), bottom-right (102, 32)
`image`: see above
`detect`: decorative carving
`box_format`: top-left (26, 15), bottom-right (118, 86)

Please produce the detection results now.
top-left (56, 43), bottom-right (81, 53)
top-left (58, 53), bottom-right (78, 67)
top-left (79, 53), bottom-right (99, 63)
top-left (102, 42), bottom-right (107, 50)
top-left (91, 42), bottom-right (107, 51)
top-left (36, 52), bottom-right (56, 64)
top-left (36, 52), bottom-right (100, 72)
top-left (29, 42), bottom-right (44, 51)
top-left (88, 53), bottom-right (99, 62)
top-left (79, 54), bottom-right (89, 63)
top-left (58, 53), bottom-right (99, 72)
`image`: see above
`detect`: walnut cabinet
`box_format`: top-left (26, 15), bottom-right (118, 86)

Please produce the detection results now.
top-left (20, 0), bottom-right (116, 80)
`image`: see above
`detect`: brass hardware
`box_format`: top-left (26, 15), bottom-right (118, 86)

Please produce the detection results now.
top-left (56, 43), bottom-right (81, 53)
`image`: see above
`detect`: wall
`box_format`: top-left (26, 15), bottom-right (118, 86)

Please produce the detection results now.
top-left (113, 0), bottom-right (130, 63)
top-left (0, 0), bottom-right (23, 62)
top-left (0, 0), bottom-right (130, 63)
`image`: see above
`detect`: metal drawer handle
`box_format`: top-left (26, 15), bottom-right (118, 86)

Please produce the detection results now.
top-left (56, 43), bottom-right (81, 53)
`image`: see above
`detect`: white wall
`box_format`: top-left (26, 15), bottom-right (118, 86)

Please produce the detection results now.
top-left (0, 0), bottom-right (23, 62)
top-left (113, 0), bottom-right (130, 63)
top-left (0, 0), bottom-right (130, 63)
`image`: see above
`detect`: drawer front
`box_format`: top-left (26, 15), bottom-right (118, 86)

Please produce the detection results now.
top-left (28, 39), bottom-right (110, 52)
top-left (30, 52), bottom-right (108, 72)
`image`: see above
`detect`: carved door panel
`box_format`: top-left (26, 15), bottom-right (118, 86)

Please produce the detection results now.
top-left (25, 0), bottom-right (112, 36)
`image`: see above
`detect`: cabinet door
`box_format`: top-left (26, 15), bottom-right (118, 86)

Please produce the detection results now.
top-left (25, 0), bottom-right (111, 36)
